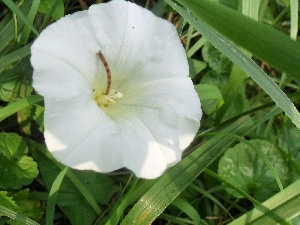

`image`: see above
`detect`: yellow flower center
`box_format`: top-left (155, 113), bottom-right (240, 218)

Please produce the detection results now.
top-left (94, 51), bottom-right (123, 109)
top-left (93, 89), bottom-right (123, 109)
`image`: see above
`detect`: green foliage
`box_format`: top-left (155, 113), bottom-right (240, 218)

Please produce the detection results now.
top-left (194, 84), bottom-right (223, 101)
top-left (228, 179), bottom-right (300, 225)
top-left (0, 133), bottom-right (38, 189)
top-left (0, 190), bottom-right (42, 225)
top-left (0, 191), bottom-right (18, 210)
top-left (218, 139), bottom-right (291, 201)
top-left (30, 142), bottom-right (116, 225)
top-left (0, 0), bottom-right (300, 224)
top-left (38, 0), bottom-right (64, 21)
top-left (8, 189), bottom-right (43, 224)
top-left (188, 58), bottom-right (206, 78)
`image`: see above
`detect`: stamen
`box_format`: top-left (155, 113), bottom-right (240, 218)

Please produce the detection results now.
top-left (97, 51), bottom-right (111, 95)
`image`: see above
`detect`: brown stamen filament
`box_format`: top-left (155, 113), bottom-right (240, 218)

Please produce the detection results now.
top-left (97, 50), bottom-right (111, 95)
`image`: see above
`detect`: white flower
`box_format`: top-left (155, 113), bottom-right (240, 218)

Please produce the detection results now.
top-left (31, 0), bottom-right (202, 179)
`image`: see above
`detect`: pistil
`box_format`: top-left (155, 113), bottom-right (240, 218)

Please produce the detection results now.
top-left (94, 51), bottom-right (123, 108)
top-left (97, 50), bottom-right (111, 95)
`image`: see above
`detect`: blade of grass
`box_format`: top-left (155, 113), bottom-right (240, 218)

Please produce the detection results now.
top-left (215, 65), bottom-right (247, 124)
top-left (171, 197), bottom-right (202, 224)
top-left (242, 0), bottom-right (260, 20)
top-left (175, 0), bottom-right (300, 82)
top-left (166, 0), bottom-right (300, 129)
top-left (0, 16), bottom-right (15, 52)
top-left (0, 44), bottom-right (31, 71)
top-left (20, 0), bottom-right (40, 44)
top-left (39, 0), bottom-right (63, 32)
top-left (65, 169), bottom-right (102, 215)
top-left (0, 95), bottom-right (43, 122)
top-left (121, 116), bottom-right (253, 224)
top-left (290, 0), bottom-right (298, 40)
top-left (27, 140), bottom-right (102, 216)
top-left (46, 167), bottom-right (68, 225)
top-left (0, 205), bottom-right (39, 225)
top-left (186, 36), bottom-right (206, 58)
top-left (189, 183), bottom-right (233, 218)
top-left (103, 179), bottom-right (155, 225)
top-left (2, 0), bottom-right (39, 36)
top-left (228, 179), bottom-right (300, 224)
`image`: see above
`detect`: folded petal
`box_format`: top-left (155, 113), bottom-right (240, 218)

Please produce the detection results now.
top-left (88, 0), bottom-right (188, 92)
top-left (118, 117), bottom-right (167, 179)
top-left (44, 96), bottom-right (123, 172)
top-left (116, 77), bottom-right (201, 165)
top-left (31, 10), bottom-right (103, 87)
top-left (32, 52), bottom-right (90, 99)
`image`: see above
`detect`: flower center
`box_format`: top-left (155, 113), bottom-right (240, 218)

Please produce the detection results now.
top-left (93, 89), bottom-right (123, 108)
top-left (93, 51), bottom-right (123, 109)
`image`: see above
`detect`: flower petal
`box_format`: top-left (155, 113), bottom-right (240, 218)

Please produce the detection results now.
top-left (88, 0), bottom-right (188, 90)
top-left (44, 96), bottom-right (123, 172)
top-left (116, 77), bottom-right (201, 165)
top-left (32, 52), bottom-right (90, 99)
top-left (31, 10), bottom-right (104, 95)
top-left (118, 118), bottom-right (167, 179)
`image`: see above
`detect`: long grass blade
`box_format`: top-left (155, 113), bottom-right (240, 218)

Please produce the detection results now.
top-left (121, 117), bottom-right (253, 224)
top-left (167, 0), bottom-right (300, 129)
top-left (46, 167), bottom-right (68, 225)
top-left (176, 0), bottom-right (300, 82)
top-left (228, 179), bottom-right (300, 224)
top-left (0, 205), bottom-right (40, 225)
top-left (2, 0), bottom-right (39, 36)
top-left (0, 95), bottom-right (43, 122)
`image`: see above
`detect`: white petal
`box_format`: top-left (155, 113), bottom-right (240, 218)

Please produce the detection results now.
top-left (32, 52), bottom-right (90, 99)
top-left (118, 117), bottom-right (167, 179)
top-left (31, 10), bottom-right (104, 95)
top-left (44, 96), bottom-right (123, 172)
top-left (116, 77), bottom-right (202, 165)
top-left (88, 0), bottom-right (188, 91)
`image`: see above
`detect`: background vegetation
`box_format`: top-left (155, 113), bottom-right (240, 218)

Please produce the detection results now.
top-left (1, 0), bottom-right (300, 224)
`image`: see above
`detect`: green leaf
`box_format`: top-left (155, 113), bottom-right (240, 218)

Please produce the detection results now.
top-left (0, 133), bottom-right (39, 189)
top-left (194, 84), bottom-right (223, 101)
top-left (218, 139), bottom-right (291, 201)
top-left (199, 71), bottom-right (227, 115)
top-left (0, 71), bottom-right (20, 102)
top-left (279, 126), bottom-right (300, 179)
top-left (0, 192), bottom-right (17, 211)
top-left (30, 142), bottom-right (116, 225)
top-left (228, 179), bottom-right (300, 225)
top-left (38, 0), bottom-right (64, 21)
top-left (202, 42), bottom-right (232, 74)
top-left (7, 189), bottom-right (43, 224)
top-left (215, 64), bottom-right (247, 124)
top-left (33, 105), bottom-right (44, 133)
top-left (176, 0), bottom-right (300, 82)
top-left (188, 58), bottom-right (206, 78)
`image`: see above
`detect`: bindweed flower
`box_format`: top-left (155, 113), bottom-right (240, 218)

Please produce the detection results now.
top-left (31, 0), bottom-right (202, 179)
